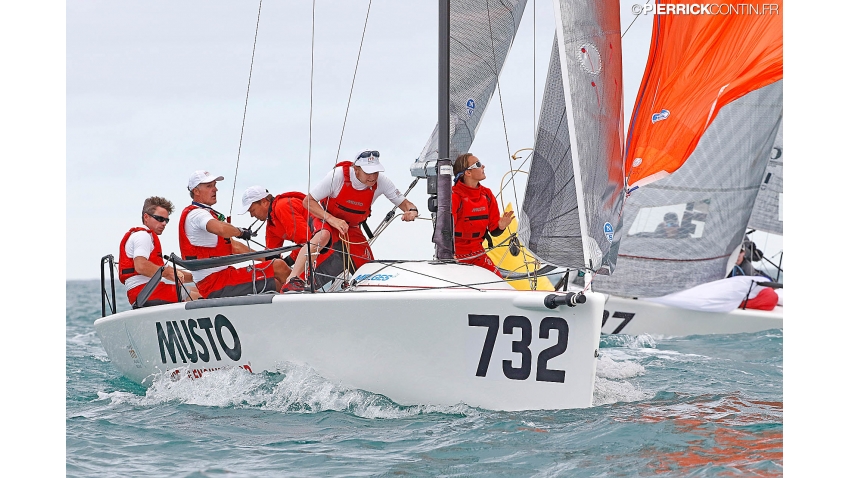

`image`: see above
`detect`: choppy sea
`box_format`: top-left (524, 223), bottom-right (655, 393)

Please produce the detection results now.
top-left (67, 279), bottom-right (783, 477)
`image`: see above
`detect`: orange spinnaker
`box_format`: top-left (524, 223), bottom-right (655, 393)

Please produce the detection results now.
top-left (625, 1), bottom-right (783, 189)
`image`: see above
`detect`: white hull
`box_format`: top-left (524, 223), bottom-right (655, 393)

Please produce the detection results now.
top-left (95, 262), bottom-right (604, 411)
top-left (601, 294), bottom-right (783, 337)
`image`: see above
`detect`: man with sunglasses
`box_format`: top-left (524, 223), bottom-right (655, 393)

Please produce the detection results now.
top-left (451, 153), bottom-right (514, 277)
top-left (282, 150), bottom-right (419, 291)
top-left (118, 196), bottom-right (201, 307)
top-left (179, 170), bottom-right (291, 298)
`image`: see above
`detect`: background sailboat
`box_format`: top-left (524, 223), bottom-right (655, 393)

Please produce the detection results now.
top-left (591, 82), bottom-right (784, 336)
top-left (594, 81), bottom-right (783, 298)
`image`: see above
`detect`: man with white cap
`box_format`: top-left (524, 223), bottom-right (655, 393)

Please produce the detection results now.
top-left (282, 150), bottom-right (419, 291)
top-left (238, 185), bottom-right (310, 267)
top-left (178, 170), bottom-right (291, 298)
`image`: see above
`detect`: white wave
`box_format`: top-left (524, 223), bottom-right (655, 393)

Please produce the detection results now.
top-left (593, 377), bottom-right (650, 405)
top-left (96, 390), bottom-right (144, 406)
top-left (592, 356), bottom-right (650, 405)
top-left (261, 362), bottom-right (479, 418)
top-left (96, 362), bottom-right (479, 418)
top-left (595, 355), bottom-right (646, 380)
top-left (141, 366), bottom-right (267, 407)
top-left (604, 346), bottom-right (709, 364)
top-left (616, 333), bottom-right (658, 348)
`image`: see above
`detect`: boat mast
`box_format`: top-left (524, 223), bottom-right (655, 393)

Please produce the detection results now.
top-left (433, 0), bottom-right (454, 260)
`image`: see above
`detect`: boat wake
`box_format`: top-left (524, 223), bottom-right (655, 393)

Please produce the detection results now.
top-left (593, 355), bottom-right (650, 406)
top-left (599, 333), bottom-right (657, 349)
top-left (94, 355), bottom-right (658, 412)
top-left (96, 362), bottom-right (480, 419)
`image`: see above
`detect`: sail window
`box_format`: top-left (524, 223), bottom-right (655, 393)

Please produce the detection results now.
top-left (626, 200), bottom-right (710, 239)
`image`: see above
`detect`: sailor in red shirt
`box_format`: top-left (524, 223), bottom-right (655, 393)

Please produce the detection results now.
top-left (451, 153), bottom-right (514, 277)
top-left (179, 170), bottom-right (291, 298)
top-left (238, 185), bottom-right (310, 267)
top-left (119, 196), bottom-right (200, 307)
top-left (282, 150), bottom-right (419, 291)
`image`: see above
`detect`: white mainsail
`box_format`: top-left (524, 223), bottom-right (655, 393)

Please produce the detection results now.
top-left (414, 0), bottom-right (528, 165)
top-left (518, 0), bottom-right (625, 274)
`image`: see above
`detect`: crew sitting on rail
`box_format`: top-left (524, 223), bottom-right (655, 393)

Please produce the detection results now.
top-left (178, 170), bottom-right (291, 298)
top-left (238, 185), bottom-right (310, 267)
top-left (281, 150), bottom-right (419, 292)
top-left (728, 239), bottom-right (778, 311)
top-left (727, 239), bottom-right (771, 280)
top-left (119, 196), bottom-right (201, 307)
top-left (452, 153), bottom-right (514, 277)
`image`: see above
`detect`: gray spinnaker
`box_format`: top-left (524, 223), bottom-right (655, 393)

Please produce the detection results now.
top-left (593, 80), bottom-right (783, 297)
top-left (518, 0), bottom-right (625, 274)
top-left (415, 0), bottom-right (528, 164)
top-left (747, 118), bottom-right (783, 235)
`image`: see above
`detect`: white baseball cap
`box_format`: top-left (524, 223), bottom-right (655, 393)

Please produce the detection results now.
top-left (238, 185), bottom-right (271, 215)
top-left (353, 150), bottom-right (385, 174)
top-left (187, 170), bottom-right (225, 190)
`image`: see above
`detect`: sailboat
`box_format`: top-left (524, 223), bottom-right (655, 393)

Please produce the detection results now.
top-left (584, 4), bottom-right (784, 337)
top-left (93, 0), bottom-right (626, 411)
top-left (592, 82), bottom-right (784, 336)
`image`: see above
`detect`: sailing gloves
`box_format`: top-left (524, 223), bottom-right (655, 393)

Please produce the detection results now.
top-left (237, 228), bottom-right (255, 241)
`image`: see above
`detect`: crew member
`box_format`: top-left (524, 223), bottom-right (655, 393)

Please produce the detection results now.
top-left (119, 196), bottom-right (200, 307)
top-left (452, 153), bottom-right (514, 277)
top-left (728, 239), bottom-right (778, 310)
top-left (179, 170), bottom-right (291, 298)
top-left (282, 150), bottom-right (419, 291)
top-left (238, 185), bottom-right (310, 266)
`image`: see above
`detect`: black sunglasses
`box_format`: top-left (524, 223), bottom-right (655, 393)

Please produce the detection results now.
top-left (466, 160), bottom-right (483, 171)
top-left (149, 213), bottom-right (170, 224)
top-left (357, 150), bottom-right (380, 159)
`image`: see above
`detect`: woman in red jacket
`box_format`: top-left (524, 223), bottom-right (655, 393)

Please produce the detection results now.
top-left (452, 153), bottom-right (514, 277)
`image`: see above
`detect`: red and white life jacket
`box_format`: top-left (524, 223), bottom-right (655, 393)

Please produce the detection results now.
top-left (178, 204), bottom-right (232, 260)
top-left (118, 227), bottom-right (163, 284)
top-left (322, 161), bottom-right (376, 227)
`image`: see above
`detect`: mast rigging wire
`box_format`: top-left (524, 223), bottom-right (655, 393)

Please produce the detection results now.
top-left (228, 0), bottom-right (264, 218)
top-left (306, 0), bottom-right (317, 292)
top-left (622, 2), bottom-right (649, 38)
top-left (484, 0), bottom-right (533, 282)
top-left (334, 0), bottom-right (373, 163)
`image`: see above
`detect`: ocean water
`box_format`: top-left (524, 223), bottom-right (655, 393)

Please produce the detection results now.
top-left (67, 280), bottom-right (783, 477)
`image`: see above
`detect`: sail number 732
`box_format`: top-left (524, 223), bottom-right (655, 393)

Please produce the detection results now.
top-left (468, 314), bottom-right (569, 383)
